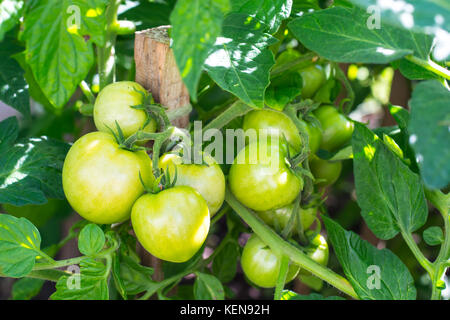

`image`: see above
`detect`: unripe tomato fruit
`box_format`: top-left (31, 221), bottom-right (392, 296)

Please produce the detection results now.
top-left (62, 132), bottom-right (153, 224)
top-left (309, 155), bottom-right (342, 188)
top-left (159, 153), bottom-right (225, 216)
top-left (243, 109), bottom-right (302, 152)
top-left (297, 119), bottom-right (322, 155)
top-left (313, 105), bottom-right (354, 152)
top-left (241, 234), bottom-right (300, 288)
top-left (229, 140), bottom-right (303, 211)
top-left (299, 65), bottom-right (326, 99)
top-left (2, 198), bottom-right (66, 228)
top-left (93, 81), bottom-right (157, 139)
top-left (131, 186), bottom-right (210, 263)
top-left (256, 204), bottom-right (316, 233)
top-left (299, 233), bottom-right (329, 276)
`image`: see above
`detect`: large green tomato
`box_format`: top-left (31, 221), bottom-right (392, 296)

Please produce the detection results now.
top-left (309, 155), bottom-right (342, 188)
top-left (299, 233), bottom-right (329, 276)
top-left (62, 132), bottom-right (153, 224)
top-left (93, 81), bottom-right (157, 138)
top-left (313, 105), bottom-right (354, 151)
top-left (243, 109), bottom-right (302, 152)
top-left (241, 234), bottom-right (300, 288)
top-left (299, 65), bottom-right (326, 99)
top-left (2, 198), bottom-right (66, 228)
top-left (256, 204), bottom-right (316, 233)
top-left (131, 186), bottom-right (210, 263)
top-left (159, 153), bottom-right (225, 216)
top-left (229, 140), bottom-right (303, 211)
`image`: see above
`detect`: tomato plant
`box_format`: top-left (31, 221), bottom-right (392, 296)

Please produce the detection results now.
top-left (0, 0), bottom-right (449, 304)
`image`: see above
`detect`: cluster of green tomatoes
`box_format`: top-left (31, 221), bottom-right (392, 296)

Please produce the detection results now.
top-left (61, 59), bottom-right (354, 290)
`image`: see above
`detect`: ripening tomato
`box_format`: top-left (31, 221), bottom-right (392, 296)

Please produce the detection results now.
top-left (131, 186), bottom-right (210, 263)
top-left (299, 233), bottom-right (329, 276)
top-left (241, 234), bottom-right (300, 288)
top-left (62, 132), bottom-right (153, 224)
top-left (229, 140), bottom-right (303, 211)
top-left (309, 155), bottom-right (342, 188)
top-left (243, 109), bottom-right (302, 152)
top-left (299, 65), bottom-right (326, 99)
top-left (256, 204), bottom-right (317, 233)
top-left (313, 105), bottom-right (354, 152)
top-left (93, 81), bottom-right (157, 138)
top-left (158, 153), bottom-right (225, 216)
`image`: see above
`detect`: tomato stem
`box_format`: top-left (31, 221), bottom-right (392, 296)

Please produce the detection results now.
top-left (225, 190), bottom-right (359, 299)
top-left (274, 255), bottom-right (289, 300)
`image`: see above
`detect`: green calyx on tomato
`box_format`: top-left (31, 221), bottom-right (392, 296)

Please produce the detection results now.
top-left (309, 155), bottom-right (342, 188)
top-left (256, 203), bottom-right (317, 235)
top-left (62, 131), bottom-right (153, 224)
top-left (131, 186), bottom-right (210, 263)
top-left (159, 153), bottom-right (225, 216)
top-left (299, 65), bottom-right (326, 99)
top-left (243, 108), bottom-right (302, 153)
top-left (229, 140), bottom-right (303, 212)
top-left (241, 234), bottom-right (300, 288)
top-left (93, 81), bottom-right (157, 139)
top-left (296, 118), bottom-right (322, 155)
top-left (313, 105), bottom-right (354, 152)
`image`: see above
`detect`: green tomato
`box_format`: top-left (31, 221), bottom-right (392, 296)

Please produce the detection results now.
top-left (309, 155), bottom-right (342, 188)
top-left (159, 153), bottom-right (225, 216)
top-left (229, 140), bottom-right (303, 211)
top-left (62, 131), bottom-right (153, 224)
top-left (256, 203), bottom-right (317, 233)
top-left (297, 119), bottom-right (322, 155)
top-left (93, 81), bottom-right (157, 139)
top-left (299, 65), bottom-right (326, 99)
top-left (241, 234), bottom-right (300, 288)
top-left (2, 199), bottom-right (65, 228)
top-left (243, 109), bottom-right (302, 152)
top-left (299, 233), bottom-right (329, 276)
top-left (313, 105), bottom-right (354, 151)
top-left (131, 186), bottom-right (210, 263)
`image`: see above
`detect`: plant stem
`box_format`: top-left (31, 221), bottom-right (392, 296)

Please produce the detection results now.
top-left (211, 205), bottom-right (230, 226)
top-left (33, 256), bottom-right (85, 271)
top-left (405, 55), bottom-right (450, 80)
top-left (79, 81), bottom-right (95, 104)
top-left (274, 255), bottom-right (289, 300)
top-left (97, 0), bottom-right (121, 90)
top-left (203, 101), bottom-right (253, 131)
top-left (271, 52), bottom-right (316, 76)
top-left (401, 230), bottom-right (434, 275)
top-left (225, 190), bottom-right (359, 299)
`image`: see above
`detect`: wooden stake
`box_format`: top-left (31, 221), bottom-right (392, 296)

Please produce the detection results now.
top-left (135, 26), bottom-right (190, 128)
top-left (134, 26), bottom-right (191, 283)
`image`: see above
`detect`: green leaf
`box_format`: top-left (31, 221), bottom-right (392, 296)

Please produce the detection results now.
top-left (352, 123), bottom-right (428, 239)
top-left (323, 216), bottom-right (417, 300)
top-left (119, 1), bottom-right (171, 30)
top-left (0, 214), bottom-right (42, 277)
top-left (212, 240), bottom-right (239, 283)
top-left (12, 277), bottom-right (45, 300)
top-left (78, 224), bottom-right (105, 256)
top-left (423, 226), bottom-right (444, 246)
top-left (408, 80), bottom-right (450, 189)
top-left (265, 72), bottom-right (302, 110)
top-left (0, 0), bottom-right (24, 41)
top-left (205, 13), bottom-right (277, 108)
top-left (0, 118), bottom-right (70, 205)
top-left (231, 0), bottom-right (292, 33)
top-left (194, 272), bottom-right (225, 300)
top-left (51, 258), bottom-right (109, 300)
top-left (0, 116), bottom-right (18, 154)
top-left (170, 0), bottom-right (230, 101)
top-left (23, 0), bottom-right (108, 108)
top-left (0, 38), bottom-right (30, 118)
top-left (288, 7), bottom-right (429, 64)
top-left (119, 254), bottom-right (155, 295)
top-left (281, 290), bottom-right (345, 300)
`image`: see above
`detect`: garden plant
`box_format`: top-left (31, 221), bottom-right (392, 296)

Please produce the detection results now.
top-left (0, 0), bottom-right (449, 301)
